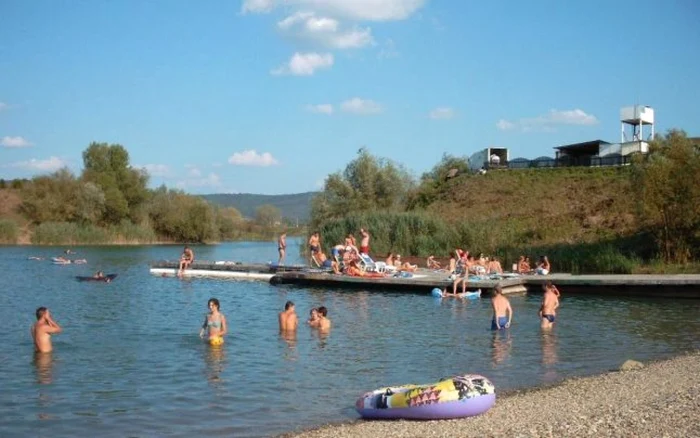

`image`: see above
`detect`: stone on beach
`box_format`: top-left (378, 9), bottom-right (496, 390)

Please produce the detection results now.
top-left (619, 359), bottom-right (644, 371)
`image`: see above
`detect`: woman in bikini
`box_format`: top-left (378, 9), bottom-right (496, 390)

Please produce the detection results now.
top-left (200, 298), bottom-right (228, 345)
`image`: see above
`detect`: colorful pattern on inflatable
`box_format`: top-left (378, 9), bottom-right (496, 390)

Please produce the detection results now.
top-left (356, 374), bottom-right (495, 420)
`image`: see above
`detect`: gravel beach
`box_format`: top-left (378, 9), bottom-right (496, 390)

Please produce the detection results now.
top-left (282, 351), bottom-right (700, 438)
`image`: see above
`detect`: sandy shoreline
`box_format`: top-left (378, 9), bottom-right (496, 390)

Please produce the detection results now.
top-left (281, 351), bottom-right (700, 438)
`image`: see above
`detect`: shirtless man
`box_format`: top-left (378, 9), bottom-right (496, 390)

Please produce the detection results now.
top-left (279, 301), bottom-right (298, 332)
top-left (277, 232), bottom-right (287, 265)
top-left (308, 232), bottom-right (320, 255)
top-left (31, 307), bottom-right (62, 353)
top-left (359, 228), bottom-right (370, 255)
top-left (316, 306), bottom-right (331, 331)
top-left (488, 256), bottom-right (503, 274)
top-left (491, 286), bottom-right (513, 330)
top-left (178, 246), bottom-right (194, 276)
top-left (539, 281), bottom-right (560, 329)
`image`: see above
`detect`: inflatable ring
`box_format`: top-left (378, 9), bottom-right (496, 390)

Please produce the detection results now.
top-left (356, 374), bottom-right (495, 420)
top-left (208, 336), bottom-right (224, 346)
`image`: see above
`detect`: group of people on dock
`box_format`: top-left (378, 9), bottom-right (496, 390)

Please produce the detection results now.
top-left (517, 255), bottom-right (551, 275)
top-left (486, 281), bottom-right (561, 332)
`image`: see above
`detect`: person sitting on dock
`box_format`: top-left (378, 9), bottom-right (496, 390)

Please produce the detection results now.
top-left (178, 246), bottom-right (194, 276)
top-left (427, 255), bottom-right (441, 270)
top-left (491, 285), bottom-right (513, 330)
top-left (539, 281), bottom-right (560, 329)
top-left (517, 256), bottom-right (531, 274)
top-left (535, 255), bottom-right (551, 275)
top-left (488, 256), bottom-right (503, 274)
top-left (314, 250), bottom-right (335, 271)
top-left (393, 255), bottom-right (418, 272)
top-left (279, 301), bottom-right (298, 332)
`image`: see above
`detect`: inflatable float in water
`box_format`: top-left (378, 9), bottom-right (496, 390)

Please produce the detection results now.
top-left (75, 274), bottom-right (118, 282)
top-left (208, 336), bottom-right (224, 346)
top-left (356, 374), bottom-right (495, 420)
top-left (431, 288), bottom-right (481, 299)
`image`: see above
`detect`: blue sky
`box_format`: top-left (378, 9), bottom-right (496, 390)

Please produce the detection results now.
top-left (1, 0), bottom-right (699, 194)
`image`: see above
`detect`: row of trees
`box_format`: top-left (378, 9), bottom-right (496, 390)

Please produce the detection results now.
top-left (310, 130), bottom-right (700, 265)
top-left (15, 142), bottom-right (286, 243)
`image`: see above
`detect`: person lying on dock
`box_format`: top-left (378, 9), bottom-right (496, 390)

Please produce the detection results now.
top-left (178, 246), bottom-right (194, 276)
top-left (315, 250), bottom-right (336, 270)
top-left (345, 260), bottom-right (385, 278)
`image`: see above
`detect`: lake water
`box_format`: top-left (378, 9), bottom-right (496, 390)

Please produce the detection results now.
top-left (1, 239), bottom-right (699, 437)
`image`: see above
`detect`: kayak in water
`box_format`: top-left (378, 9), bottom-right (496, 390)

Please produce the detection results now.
top-left (76, 274), bottom-right (118, 283)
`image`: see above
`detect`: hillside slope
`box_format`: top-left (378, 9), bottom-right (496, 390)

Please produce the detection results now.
top-left (201, 192), bottom-right (316, 221)
top-left (423, 166), bottom-right (638, 247)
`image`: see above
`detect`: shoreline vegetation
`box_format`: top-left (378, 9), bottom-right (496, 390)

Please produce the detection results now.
top-left (2, 132), bottom-right (699, 274)
top-left (282, 350), bottom-right (700, 438)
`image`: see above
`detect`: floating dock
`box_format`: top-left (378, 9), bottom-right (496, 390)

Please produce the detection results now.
top-left (149, 260), bottom-right (311, 280)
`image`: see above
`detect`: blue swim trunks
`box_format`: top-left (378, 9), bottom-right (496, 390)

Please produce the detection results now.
top-left (542, 314), bottom-right (556, 323)
top-left (491, 316), bottom-right (508, 330)
top-left (331, 248), bottom-right (340, 258)
top-left (322, 259), bottom-right (332, 268)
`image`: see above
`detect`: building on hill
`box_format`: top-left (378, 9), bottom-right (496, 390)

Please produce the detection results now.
top-left (468, 147), bottom-right (509, 171)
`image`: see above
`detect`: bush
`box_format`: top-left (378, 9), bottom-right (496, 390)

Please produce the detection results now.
top-left (0, 219), bottom-right (19, 244)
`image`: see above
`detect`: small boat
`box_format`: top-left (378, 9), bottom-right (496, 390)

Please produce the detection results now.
top-left (356, 374), bottom-right (496, 420)
top-left (76, 274), bottom-right (117, 282)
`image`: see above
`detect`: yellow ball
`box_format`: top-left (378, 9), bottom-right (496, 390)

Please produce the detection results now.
top-left (208, 336), bottom-right (224, 346)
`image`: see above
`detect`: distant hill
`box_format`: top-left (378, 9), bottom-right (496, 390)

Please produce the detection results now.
top-left (201, 192), bottom-right (317, 222)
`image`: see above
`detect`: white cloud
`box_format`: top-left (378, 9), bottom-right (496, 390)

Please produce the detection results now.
top-left (1, 136), bottom-right (32, 148)
top-left (278, 12), bottom-right (373, 49)
top-left (429, 107), bottom-right (455, 120)
top-left (241, 0), bottom-right (275, 14)
top-left (305, 103), bottom-right (334, 114)
top-left (271, 52), bottom-right (334, 76)
top-left (176, 173), bottom-right (222, 190)
top-left (0, 102), bottom-right (8, 111)
top-left (243, 0), bottom-right (427, 21)
top-left (497, 109), bottom-right (599, 132)
top-left (138, 163), bottom-right (171, 177)
top-left (378, 38), bottom-right (399, 59)
top-left (228, 149), bottom-right (280, 166)
top-left (340, 97), bottom-right (383, 115)
top-left (9, 156), bottom-right (66, 171)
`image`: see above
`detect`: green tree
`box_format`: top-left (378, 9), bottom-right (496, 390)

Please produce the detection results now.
top-left (20, 168), bottom-right (80, 223)
top-left (407, 153), bottom-right (470, 210)
top-left (255, 204), bottom-right (282, 227)
top-left (310, 148), bottom-right (415, 228)
top-left (81, 142), bottom-right (149, 224)
top-left (631, 129), bottom-right (700, 262)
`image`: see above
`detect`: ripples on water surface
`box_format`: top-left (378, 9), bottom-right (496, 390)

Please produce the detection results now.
top-left (1, 240), bottom-right (699, 437)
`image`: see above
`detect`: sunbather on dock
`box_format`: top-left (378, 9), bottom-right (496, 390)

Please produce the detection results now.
top-left (393, 255), bottom-right (417, 272)
top-left (427, 255), bottom-right (441, 269)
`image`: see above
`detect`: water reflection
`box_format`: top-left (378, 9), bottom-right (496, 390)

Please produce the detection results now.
top-left (541, 330), bottom-right (559, 382)
top-left (491, 330), bottom-right (512, 366)
top-left (312, 328), bottom-right (330, 349)
top-left (280, 330), bottom-right (298, 361)
top-left (203, 344), bottom-right (226, 388)
top-left (33, 351), bottom-right (54, 385)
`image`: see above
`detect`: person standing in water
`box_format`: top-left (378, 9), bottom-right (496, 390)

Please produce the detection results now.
top-left (539, 281), bottom-right (560, 329)
top-left (200, 298), bottom-right (227, 345)
top-left (31, 307), bottom-right (62, 353)
top-left (279, 301), bottom-right (298, 332)
top-left (316, 306), bottom-right (331, 331)
top-left (278, 232), bottom-right (287, 265)
top-left (490, 286), bottom-right (513, 330)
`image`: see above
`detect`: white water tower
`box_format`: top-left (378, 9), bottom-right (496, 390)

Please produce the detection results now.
top-left (621, 105), bottom-right (654, 142)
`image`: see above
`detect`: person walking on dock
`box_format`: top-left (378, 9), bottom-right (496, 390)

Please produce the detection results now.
top-left (278, 232), bottom-right (287, 265)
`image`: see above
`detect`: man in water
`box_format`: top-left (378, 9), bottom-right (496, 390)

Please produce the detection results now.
top-left (491, 285), bottom-right (513, 330)
top-left (279, 301), bottom-right (298, 332)
top-left (316, 306), bottom-right (331, 331)
top-left (31, 307), bottom-right (62, 353)
top-left (539, 281), bottom-right (560, 329)
top-left (178, 246), bottom-right (194, 276)
top-left (359, 228), bottom-right (370, 255)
